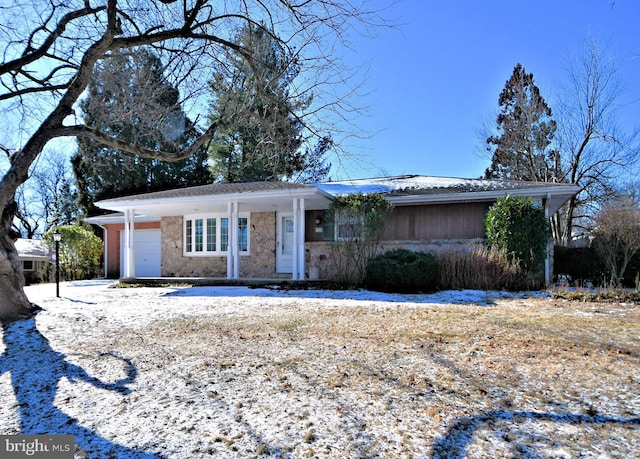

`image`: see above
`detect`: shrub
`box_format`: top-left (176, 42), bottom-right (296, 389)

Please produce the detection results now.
top-left (437, 245), bottom-right (535, 291)
top-left (485, 195), bottom-right (549, 280)
top-left (43, 225), bottom-right (104, 281)
top-left (553, 244), bottom-right (640, 289)
top-left (624, 252), bottom-right (640, 289)
top-left (327, 193), bottom-right (393, 284)
top-left (364, 249), bottom-right (439, 293)
top-left (553, 246), bottom-right (606, 287)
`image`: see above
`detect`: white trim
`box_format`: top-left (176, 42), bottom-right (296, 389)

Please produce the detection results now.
top-left (231, 202), bottom-right (240, 279)
top-left (123, 209), bottom-right (135, 278)
top-left (544, 193), bottom-right (552, 287)
top-left (227, 203), bottom-right (233, 279)
top-left (22, 260), bottom-right (35, 271)
top-left (183, 212), bottom-right (250, 258)
top-left (276, 212), bottom-right (294, 274)
top-left (96, 187), bottom-right (330, 210)
top-left (298, 198), bottom-right (305, 280)
top-left (292, 200), bottom-right (299, 280)
top-left (291, 198), bottom-right (306, 280)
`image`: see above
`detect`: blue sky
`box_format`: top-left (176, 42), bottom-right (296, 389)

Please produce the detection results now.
top-left (334, 0), bottom-right (640, 180)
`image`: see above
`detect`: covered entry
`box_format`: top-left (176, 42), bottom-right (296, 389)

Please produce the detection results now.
top-left (95, 182), bottom-right (333, 281)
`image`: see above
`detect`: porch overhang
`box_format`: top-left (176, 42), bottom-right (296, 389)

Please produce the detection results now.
top-left (95, 182), bottom-right (334, 216)
top-left (93, 182), bottom-right (333, 282)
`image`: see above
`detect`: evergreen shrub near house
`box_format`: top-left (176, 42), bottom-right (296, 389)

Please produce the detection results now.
top-left (554, 245), bottom-right (640, 289)
top-left (364, 249), bottom-right (439, 293)
top-left (624, 253), bottom-right (640, 289)
top-left (485, 195), bottom-right (549, 287)
top-left (553, 246), bottom-right (606, 287)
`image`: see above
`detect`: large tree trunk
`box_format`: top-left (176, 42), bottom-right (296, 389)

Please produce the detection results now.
top-left (0, 203), bottom-right (39, 323)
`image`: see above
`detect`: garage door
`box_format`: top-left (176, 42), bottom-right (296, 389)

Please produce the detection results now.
top-left (120, 229), bottom-right (161, 277)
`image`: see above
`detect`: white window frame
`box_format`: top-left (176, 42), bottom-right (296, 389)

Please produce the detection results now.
top-left (184, 213), bottom-right (250, 256)
top-left (335, 210), bottom-right (363, 241)
top-left (22, 260), bottom-right (35, 271)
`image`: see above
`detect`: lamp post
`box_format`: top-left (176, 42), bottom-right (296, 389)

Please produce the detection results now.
top-left (53, 230), bottom-right (61, 298)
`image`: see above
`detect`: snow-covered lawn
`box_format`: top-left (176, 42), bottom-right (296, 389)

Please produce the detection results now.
top-left (1, 280), bottom-right (639, 458)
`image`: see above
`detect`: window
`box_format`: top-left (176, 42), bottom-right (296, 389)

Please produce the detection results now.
top-left (335, 210), bottom-right (363, 241)
top-left (238, 217), bottom-right (248, 251)
top-left (184, 214), bottom-right (250, 256)
top-left (22, 260), bottom-right (34, 271)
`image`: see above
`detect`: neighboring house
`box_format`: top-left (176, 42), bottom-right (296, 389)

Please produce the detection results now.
top-left (15, 238), bottom-right (50, 284)
top-left (87, 175), bottom-right (579, 284)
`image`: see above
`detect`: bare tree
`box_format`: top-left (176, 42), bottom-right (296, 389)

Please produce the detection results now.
top-left (554, 40), bottom-right (640, 245)
top-left (13, 150), bottom-right (77, 238)
top-left (592, 193), bottom-right (640, 287)
top-left (0, 0), bottom-right (384, 322)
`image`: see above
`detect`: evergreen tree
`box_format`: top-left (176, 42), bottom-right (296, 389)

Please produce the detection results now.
top-left (73, 49), bottom-right (212, 216)
top-left (208, 24), bottom-right (330, 182)
top-left (485, 64), bottom-right (559, 182)
top-left (290, 136), bottom-right (333, 183)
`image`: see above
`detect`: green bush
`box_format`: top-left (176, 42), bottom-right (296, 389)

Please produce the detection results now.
top-left (623, 252), bottom-right (640, 289)
top-left (553, 245), bottom-right (640, 289)
top-left (485, 195), bottom-right (549, 278)
top-left (553, 246), bottom-right (606, 287)
top-left (44, 225), bottom-right (104, 281)
top-left (364, 249), bottom-right (439, 293)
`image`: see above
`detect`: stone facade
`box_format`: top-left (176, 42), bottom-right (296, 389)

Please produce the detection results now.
top-left (159, 212), bottom-right (488, 280)
top-left (161, 212), bottom-right (277, 278)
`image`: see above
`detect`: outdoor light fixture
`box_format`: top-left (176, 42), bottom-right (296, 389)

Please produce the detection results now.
top-left (53, 230), bottom-right (61, 298)
top-left (314, 216), bottom-right (322, 226)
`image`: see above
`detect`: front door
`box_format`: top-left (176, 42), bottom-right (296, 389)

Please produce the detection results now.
top-left (276, 212), bottom-right (294, 273)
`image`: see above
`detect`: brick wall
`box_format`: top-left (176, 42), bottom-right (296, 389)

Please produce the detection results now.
top-left (103, 221), bottom-right (161, 278)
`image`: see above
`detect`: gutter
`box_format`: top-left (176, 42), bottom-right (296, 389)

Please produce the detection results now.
top-left (95, 186), bottom-right (328, 210)
top-left (387, 185), bottom-right (580, 207)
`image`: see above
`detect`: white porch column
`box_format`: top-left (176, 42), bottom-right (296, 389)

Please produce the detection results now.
top-left (226, 202), bottom-right (240, 279)
top-left (544, 193), bottom-right (552, 287)
top-left (232, 202), bottom-right (240, 279)
top-left (123, 208), bottom-right (136, 278)
top-left (292, 199), bottom-right (299, 280)
top-left (227, 202), bottom-right (233, 279)
top-left (298, 198), bottom-right (305, 281)
top-left (291, 198), bottom-right (305, 281)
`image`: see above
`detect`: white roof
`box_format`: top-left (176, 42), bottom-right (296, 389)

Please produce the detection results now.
top-left (93, 175), bottom-right (580, 217)
top-left (15, 238), bottom-right (50, 259)
top-left (316, 175), bottom-right (580, 214)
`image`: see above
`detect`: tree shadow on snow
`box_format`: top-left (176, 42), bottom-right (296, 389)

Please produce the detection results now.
top-left (0, 317), bottom-right (159, 458)
top-left (431, 409), bottom-right (640, 458)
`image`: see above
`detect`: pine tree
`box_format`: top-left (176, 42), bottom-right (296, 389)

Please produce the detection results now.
top-left (73, 49), bottom-right (212, 216)
top-left (485, 64), bottom-right (559, 182)
top-left (208, 24), bottom-right (330, 182)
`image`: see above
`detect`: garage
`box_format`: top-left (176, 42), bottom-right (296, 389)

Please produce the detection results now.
top-left (120, 229), bottom-right (161, 277)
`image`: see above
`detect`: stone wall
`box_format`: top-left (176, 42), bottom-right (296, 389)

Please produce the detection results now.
top-left (246, 211), bottom-right (277, 277)
top-left (161, 212), bottom-right (277, 278)
top-left (306, 239), bottom-right (486, 281)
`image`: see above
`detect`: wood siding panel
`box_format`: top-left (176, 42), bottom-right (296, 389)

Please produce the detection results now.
top-left (381, 202), bottom-right (489, 241)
